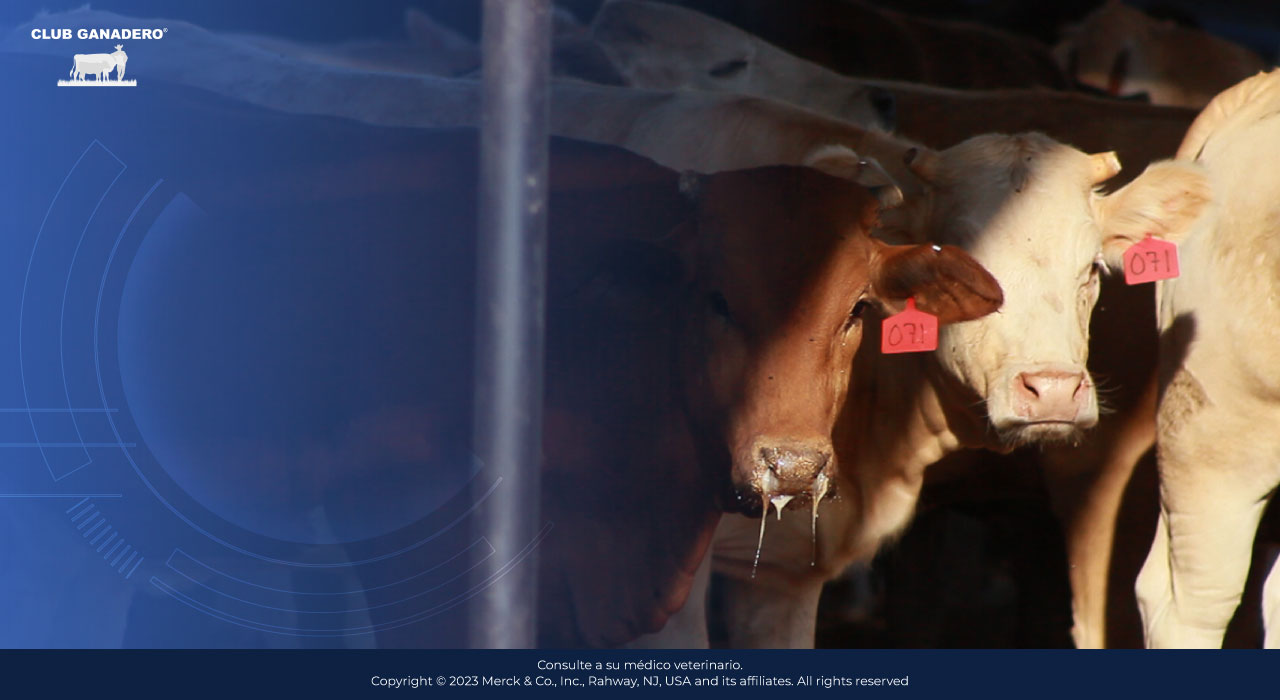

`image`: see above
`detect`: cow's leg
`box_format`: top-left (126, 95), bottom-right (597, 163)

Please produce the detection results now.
top-left (622, 552), bottom-right (711, 649)
top-left (1137, 495), bottom-right (1269, 648)
top-left (1136, 397), bottom-right (1277, 648)
top-left (718, 575), bottom-right (823, 648)
top-left (1044, 444), bottom-right (1147, 649)
top-left (1042, 375), bottom-right (1156, 649)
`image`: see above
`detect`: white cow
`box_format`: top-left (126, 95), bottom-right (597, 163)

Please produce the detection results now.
top-left (71, 44), bottom-right (127, 81)
top-left (1137, 69), bottom-right (1280, 648)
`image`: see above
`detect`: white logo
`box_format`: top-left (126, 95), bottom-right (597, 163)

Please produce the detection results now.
top-left (32, 28), bottom-right (166, 41)
top-left (58, 44), bottom-right (133, 86)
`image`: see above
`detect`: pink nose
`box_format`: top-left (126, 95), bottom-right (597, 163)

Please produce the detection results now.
top-left (1013, 371), bottom-right (1089, 422)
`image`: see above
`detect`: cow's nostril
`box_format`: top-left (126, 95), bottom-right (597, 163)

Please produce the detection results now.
top-left (1012, 370), bottom-right (1090, 422)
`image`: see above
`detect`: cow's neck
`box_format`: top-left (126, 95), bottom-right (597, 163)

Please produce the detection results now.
top-left (845, 340), bottom-right (989, 468)
top-left (822, 339), bottom-right (993, 564)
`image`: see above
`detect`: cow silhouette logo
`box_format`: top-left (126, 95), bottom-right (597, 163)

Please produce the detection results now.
top-left (58, 44), bottom-right (134, 86)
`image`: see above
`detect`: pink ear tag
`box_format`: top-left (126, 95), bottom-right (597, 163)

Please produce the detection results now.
top-left (881, 297), bottom-right (938, 354)
top-left (1123, 234), bottom-right (1179, 285)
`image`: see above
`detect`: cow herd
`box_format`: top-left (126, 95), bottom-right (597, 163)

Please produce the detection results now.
top-left (7, 1), bottom-right (1279, 649)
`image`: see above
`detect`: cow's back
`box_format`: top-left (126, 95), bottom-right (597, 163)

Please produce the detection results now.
top-left (883, 83), bottom-right (1196, 186)
top-left (663, 0), bottom-right (1066, 89)
top-left (1161, 71), bottom-right (1280, 395)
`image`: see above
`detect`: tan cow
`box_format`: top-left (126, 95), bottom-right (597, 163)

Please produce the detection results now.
top-left (1135, 69), bottom-right (1280, 648)
top-left (1055, 0), bottom-right (1268, 108)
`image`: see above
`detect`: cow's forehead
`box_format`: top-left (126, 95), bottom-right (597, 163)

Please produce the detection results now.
top-left (706, 171), bottom-right (873, 264)
top-left (939, 133), bottom-right (1092, 188)
top-left (928, 134), bottom-right (1102, 255)
top-left (698, 168), bottom-right (877, 316)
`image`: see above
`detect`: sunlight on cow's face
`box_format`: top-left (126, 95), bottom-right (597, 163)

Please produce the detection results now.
top-left (679, 166), bottom-right (1003, 512)
top-left (925, 136), bottom-right (1102, 446)
top-left (590, 0), bottom-right (894, 130)
top-left (883, 133), bottom-right (1209, 448)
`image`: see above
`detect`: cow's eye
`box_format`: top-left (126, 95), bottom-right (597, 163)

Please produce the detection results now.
top-left (708, 291), bottom-right (732, 320)
top-left (844, 299), bottom-right (871, 331)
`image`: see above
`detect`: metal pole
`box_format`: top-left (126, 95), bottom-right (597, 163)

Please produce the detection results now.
top-left (470, 0), bottom-right (551, 649)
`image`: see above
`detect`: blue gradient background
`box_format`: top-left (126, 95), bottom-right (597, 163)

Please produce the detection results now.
top-left (0, 1), bottom-right (492, 648)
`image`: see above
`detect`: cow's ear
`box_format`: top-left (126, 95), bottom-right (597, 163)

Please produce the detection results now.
top-left (804, 145), bottom-right (905, 208)
top-left (1096, 160), bottom-right (1211, 269)
top-left (870, 242), bottom-right (1003, 324)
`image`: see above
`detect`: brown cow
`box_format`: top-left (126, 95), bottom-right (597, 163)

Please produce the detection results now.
top-left (539, 149), bottom-right (1004, 646)
top-left (1056, 0), bottom-right (1268, 108)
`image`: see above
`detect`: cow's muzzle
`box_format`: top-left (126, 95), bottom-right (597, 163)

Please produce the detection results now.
top-left (989, 364), bottom-right (1099, 446)
top-left (731, 438), bottom-right (835, 517)
top-left (1012, 369), bottom-right (1091, 422)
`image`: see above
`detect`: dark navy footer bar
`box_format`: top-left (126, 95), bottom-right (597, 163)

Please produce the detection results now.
top-left (0, 649), bottom-right (1272, 697)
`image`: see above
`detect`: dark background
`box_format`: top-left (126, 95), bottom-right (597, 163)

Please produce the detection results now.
top-left (4, 1), bottom-right (1279, 57)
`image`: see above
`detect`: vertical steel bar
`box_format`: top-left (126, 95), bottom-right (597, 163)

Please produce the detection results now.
top-left (470, 0), bottom-right (551, 649)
